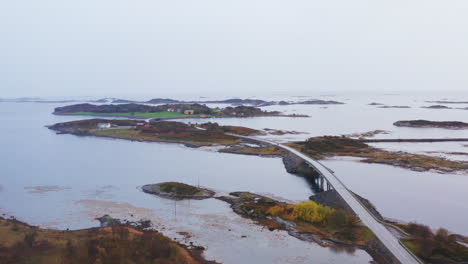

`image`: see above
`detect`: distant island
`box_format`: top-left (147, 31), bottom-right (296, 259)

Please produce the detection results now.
top-left (425, 100), bottom-right (468, 104)
top-left (53, 103), bottom-right (309, 119)
top-left (101, 97), bottom-right (345, 106)
top-left (421, 105), bottom-right (451, 109)
top-left (421, 105), bottom-right (468, 110)
top-left (377, 105), bottom-right (411, 109)
top-left (3, 97), bottom-right (345, 106)
top-left (393, 120), bottom-right (468, 129)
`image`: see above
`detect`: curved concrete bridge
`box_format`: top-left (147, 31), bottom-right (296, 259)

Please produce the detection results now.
top-left (230, 134), bottom-right (422, 264)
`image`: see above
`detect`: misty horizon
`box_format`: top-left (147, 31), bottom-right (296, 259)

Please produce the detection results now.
top-left (1, 1), bottom-right (468, 98)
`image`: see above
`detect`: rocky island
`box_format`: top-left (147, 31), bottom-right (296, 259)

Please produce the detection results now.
top-left (53, 103), bottom-right (308, 119)
top-left (377, 105), bottom-right (411, 109)
top-left (2, 96), bottom-right (346, 106)
top-left (47, 119), bottom-right (243, 147)
top-left (101, 97), bottom-right (345, 106)
top-left (48, 119), bottom-right (468, 173)
top-left (394, 120), bottom-right (468, 129)
top-left (425, 100), bottom-right (468, 104)
top-left (421, 105), bottom-right (451, 109)
top-left (287, 136), bottom-right (468, 173)
top-left (142, 182), bottom-right (215, 200)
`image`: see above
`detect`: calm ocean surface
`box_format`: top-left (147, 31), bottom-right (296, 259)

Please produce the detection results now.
top-left (1, 93), bottom-right (467, 263)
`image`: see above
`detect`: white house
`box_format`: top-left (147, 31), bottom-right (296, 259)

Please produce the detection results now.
top-left (97, 123), bottom-right (112, 129)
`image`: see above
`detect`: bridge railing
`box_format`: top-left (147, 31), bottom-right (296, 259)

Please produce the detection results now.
top-left (310, 159), bottom-right (425, 264)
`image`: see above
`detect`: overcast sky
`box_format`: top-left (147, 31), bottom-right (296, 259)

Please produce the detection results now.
top-left (1, 1), bottom-right (467, 98)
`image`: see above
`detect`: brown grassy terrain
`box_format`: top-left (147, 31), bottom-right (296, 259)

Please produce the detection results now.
top-left (94, 128), bottom-right (240, 146)
top-left (199, 122), bottom-right (261, 136)
top-left (399, 222), bottom-right (468, 264)
top-left (219, 145), bottom-right (285, 157)
top-left (49, 120), bottom-right (241, 146)
top-left (0, 217), bottom-right (211, 264)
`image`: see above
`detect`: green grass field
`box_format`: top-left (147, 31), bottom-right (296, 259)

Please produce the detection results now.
top-left (70, 111), bottom-right (209, 118)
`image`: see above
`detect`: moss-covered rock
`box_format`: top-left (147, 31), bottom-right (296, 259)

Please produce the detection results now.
top-left (142, 182), bottom-right (215, 200)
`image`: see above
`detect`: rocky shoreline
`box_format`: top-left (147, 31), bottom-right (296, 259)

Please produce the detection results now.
top-left (216, 191), bottom-right (400, 264)
top-left (0, 215), bottom-right (219, 264)
top-left (49, 119), bottom-right (468, 174)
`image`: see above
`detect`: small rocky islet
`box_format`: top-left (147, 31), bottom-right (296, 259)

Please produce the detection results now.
top-left (393, 119), bottom-right (468, 129)
top-left (142, 182), bottom-right (215, 200)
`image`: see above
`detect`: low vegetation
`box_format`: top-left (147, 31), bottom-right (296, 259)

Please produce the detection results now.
top-left (200, 122), bottom-right (261, 136)
top-left (220, 192), bottom-right (374, 246)
top-left (54, 103), bottom-right (213, 115)
top-left (49, 120), bottom-right (241, 146)
top-left (158, 182), bottom-right (201, 195)
top-left (53, 103), bottom-right (290, 118)
top-left (0, 217), bottom-right (212, 264)
top-left (393, 120), bottom-right (468, 129)
top-left (290, 136), bottom-right (468, 173)
top-left (297, 136), bottom-right (369, 158)
top-left (343, 130), bottom-right (390, 139)
top-left (218, 105), bottom-right (281, 117)
top-left (71, 111), bottom-right (206, 118)
top-left (263, 128), bottom-right (304, 135)
top-left (400, 222), bottom-right (468, 264)
top-left (219, 145), bottom-right (285, 157)
top-left (142, 182), bottom-right (215, 200)
top-left (48, 118), bottom-right (138, 129)
top-left (267, 201), bottom-right (371, 244)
